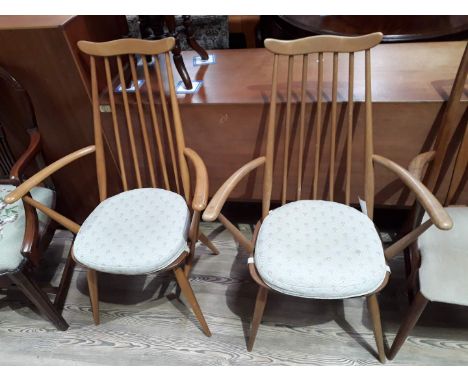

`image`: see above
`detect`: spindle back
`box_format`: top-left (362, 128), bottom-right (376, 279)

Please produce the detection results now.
top-left (0, 66), bottom-right (38, 177)
top-left (262, 33), bottom-right (383, 219)
top-left (78, 37), bottom-right (191, 203)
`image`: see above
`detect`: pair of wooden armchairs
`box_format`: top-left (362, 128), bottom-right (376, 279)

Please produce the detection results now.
top-left (2, 34), bottom-right (461, 363)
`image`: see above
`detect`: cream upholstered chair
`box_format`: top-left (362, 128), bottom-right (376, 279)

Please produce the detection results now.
top-left (0, 66), bottom-right (68, 330)
top-left (5, 37), bottom-right (216, 336)
top-left (388, 42), bottom-right (467, 360)
top-left (202, 33), bottom-right (453, 362)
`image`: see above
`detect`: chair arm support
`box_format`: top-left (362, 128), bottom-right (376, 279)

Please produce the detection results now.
top-left (23, 195), bottom-right (81, 234)
top-left (202, 156), bottom-right (266, 222)
top-left (21, 194), bottom-right (39, 256)
top-left (184, 148), bottom-right (209, 211)
top-left (408, 151), bottom-right (436, 181)
top-left (4, 145), bottom-right (96, 204)
top-left (10, 129), bottom-right (41, 179)
top-left (373, 154), bottom-right (452, 230)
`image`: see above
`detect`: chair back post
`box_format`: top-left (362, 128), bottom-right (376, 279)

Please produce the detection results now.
top-left (364, 48), bottom-right (375, 219)
top-left (77, 37), bottom-right (191, 202)
top-left (425, 42), bottom-right (468, 199)
top-left (89, 56), bottom-right (107, 201)
top-left (263, 33), bottom-right (383, 217)
top-left (165, 52), bottom-right (191, 203)
top-left (262, 54), bottom-right (278, 219)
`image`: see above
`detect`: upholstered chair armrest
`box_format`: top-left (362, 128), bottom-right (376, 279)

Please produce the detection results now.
top-left (10, 129), bottom-right (41, 180)
top-left (372, 154), bottom-right (452, 230)
top-left (203, 156), bottom-right (266, 222)
top-left (4, 145), bottom-right (96, 204)
top-left (184, 148), bottom-right (209, 211)
top-left (0, 177), bottom-right (20, 186)
top-left (408, 151), bottom-right (436, 181)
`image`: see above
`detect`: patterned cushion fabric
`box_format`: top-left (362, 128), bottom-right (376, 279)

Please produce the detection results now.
top-left (419, 206), bottom-right (468, 306)
top-left (73, 188), bottom-right (191, 275)
top-left (254, 200), bottom-right (388, 299)
top-left (0, 185), bottom-right (54, 274)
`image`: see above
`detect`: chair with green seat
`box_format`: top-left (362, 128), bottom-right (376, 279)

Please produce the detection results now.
top-left (0, 65), bottom-right (68, 330)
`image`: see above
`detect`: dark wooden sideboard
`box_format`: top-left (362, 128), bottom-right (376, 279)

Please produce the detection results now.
top-left (0, 16), bottom-right (128, 222)
top-left (260, 16), bottom-right (468, 43)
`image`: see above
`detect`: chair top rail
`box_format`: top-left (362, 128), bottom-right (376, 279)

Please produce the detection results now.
top-left (264, 32), bottom-right (383, 55)
top-left (78, 37), bottom-right (176, 56)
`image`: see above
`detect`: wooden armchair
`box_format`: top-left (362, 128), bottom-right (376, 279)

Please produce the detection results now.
top-left (388, 42), bottom-right (468, 360)
top-left (0, 66), bottom-right (68, 330)
top-left (202, 33), bottom-right (453, 362)
top-left (4, 37), bottom-right (217, 335)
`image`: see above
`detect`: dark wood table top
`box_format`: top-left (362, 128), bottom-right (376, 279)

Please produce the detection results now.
top-left (157, 42), bottom-right (468, 105)
top-left (279, 16), bottom-right (468, 42)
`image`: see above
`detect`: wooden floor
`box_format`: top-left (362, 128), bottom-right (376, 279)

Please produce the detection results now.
top-left (1, 222), bottom-right (468, 365)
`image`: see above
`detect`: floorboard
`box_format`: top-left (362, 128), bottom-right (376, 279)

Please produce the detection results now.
top-left (1, 223), bottom-right (467, 365)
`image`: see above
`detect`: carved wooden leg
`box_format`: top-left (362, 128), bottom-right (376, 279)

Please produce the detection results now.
top-left (87, 269), bottom-right (100, 325)
top-left (198, 232), bottom-right (219, 255)
top-left (173, 267), bottom-right (211, 337)
top-left (9, 269), bottom-right (69, 331)
top-left (182, 15), bottom-right (209, 60)
top-left (367, 293), bottom-right (386, 363)
top-left (247, 286), bottom-right (268, 351)
top-left (388, 292), bottom-right (428, 360)
top-left (54, 249), bottom-right (76, 312)
top-left (165, 15), bottom-right (193, 90)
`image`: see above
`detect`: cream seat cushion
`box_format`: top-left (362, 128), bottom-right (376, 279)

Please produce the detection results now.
top-left (0, 184), bottom-right (54, 274)
top-left (419, 206), bottom-right (468, 306)
top-left (73, 188), bottom-right (190, 275)
top-left (255, 200), bottom-right (388, 299)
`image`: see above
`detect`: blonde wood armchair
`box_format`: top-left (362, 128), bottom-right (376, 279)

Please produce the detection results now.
top-left (5, 37), bottom-right (218, 336)
top-left (203, 33), bottom-right (452, 362)
top-left (387, 42), bottom-right (467, 360)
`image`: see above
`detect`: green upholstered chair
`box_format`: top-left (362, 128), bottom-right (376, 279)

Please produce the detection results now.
top-left (0, 65), bottom-right (68, 330)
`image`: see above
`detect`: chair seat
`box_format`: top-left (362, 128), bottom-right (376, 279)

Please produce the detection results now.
top-left (73, 188), bottom-right (191, 275)
top-left (419, 206), bottom-right (468, 306)
top-left (254, 200), bottom-right (388, 299)
top-left (0, 185), bottom-right (54, 274)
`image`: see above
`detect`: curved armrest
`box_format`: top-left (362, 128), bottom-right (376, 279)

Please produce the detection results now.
top-left (203, 156), bottom-right (266, 222)
top-left (408, 151), bottom-right (435, 181)
top-left (184, 148), bottom-right (209, 211)
top-left (373, 154), bottom-right (452, 230)
top-left (10, 129), bottom-right (41, 179)
top-left (4, 145), bottom-right (96, 204)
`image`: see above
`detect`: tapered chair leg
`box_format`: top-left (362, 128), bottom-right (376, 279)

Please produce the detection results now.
top-left (87, 269), bottom-right (100, 325)
top-left (173, 267), bottom-right (211, 337)
top-left (54, 252), bottom-right (76, 312)
top-left (388, 292), bottom-right (428, 360)
top-left (367, 293), bottom-right (386, 363)
top-left (9, 269), bottom-right (69, 331)
top-left (247, 286), bottom-right (268, 352)
top-left (198, 232), bottom-right (219, 255)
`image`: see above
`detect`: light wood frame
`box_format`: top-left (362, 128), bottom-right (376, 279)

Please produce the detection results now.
top-left (5, 37), bottom-right (218, 336)
top-left (387, 42), bottom-right (467, 360)
top-left (203, 33), bottom-right (452, 362)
